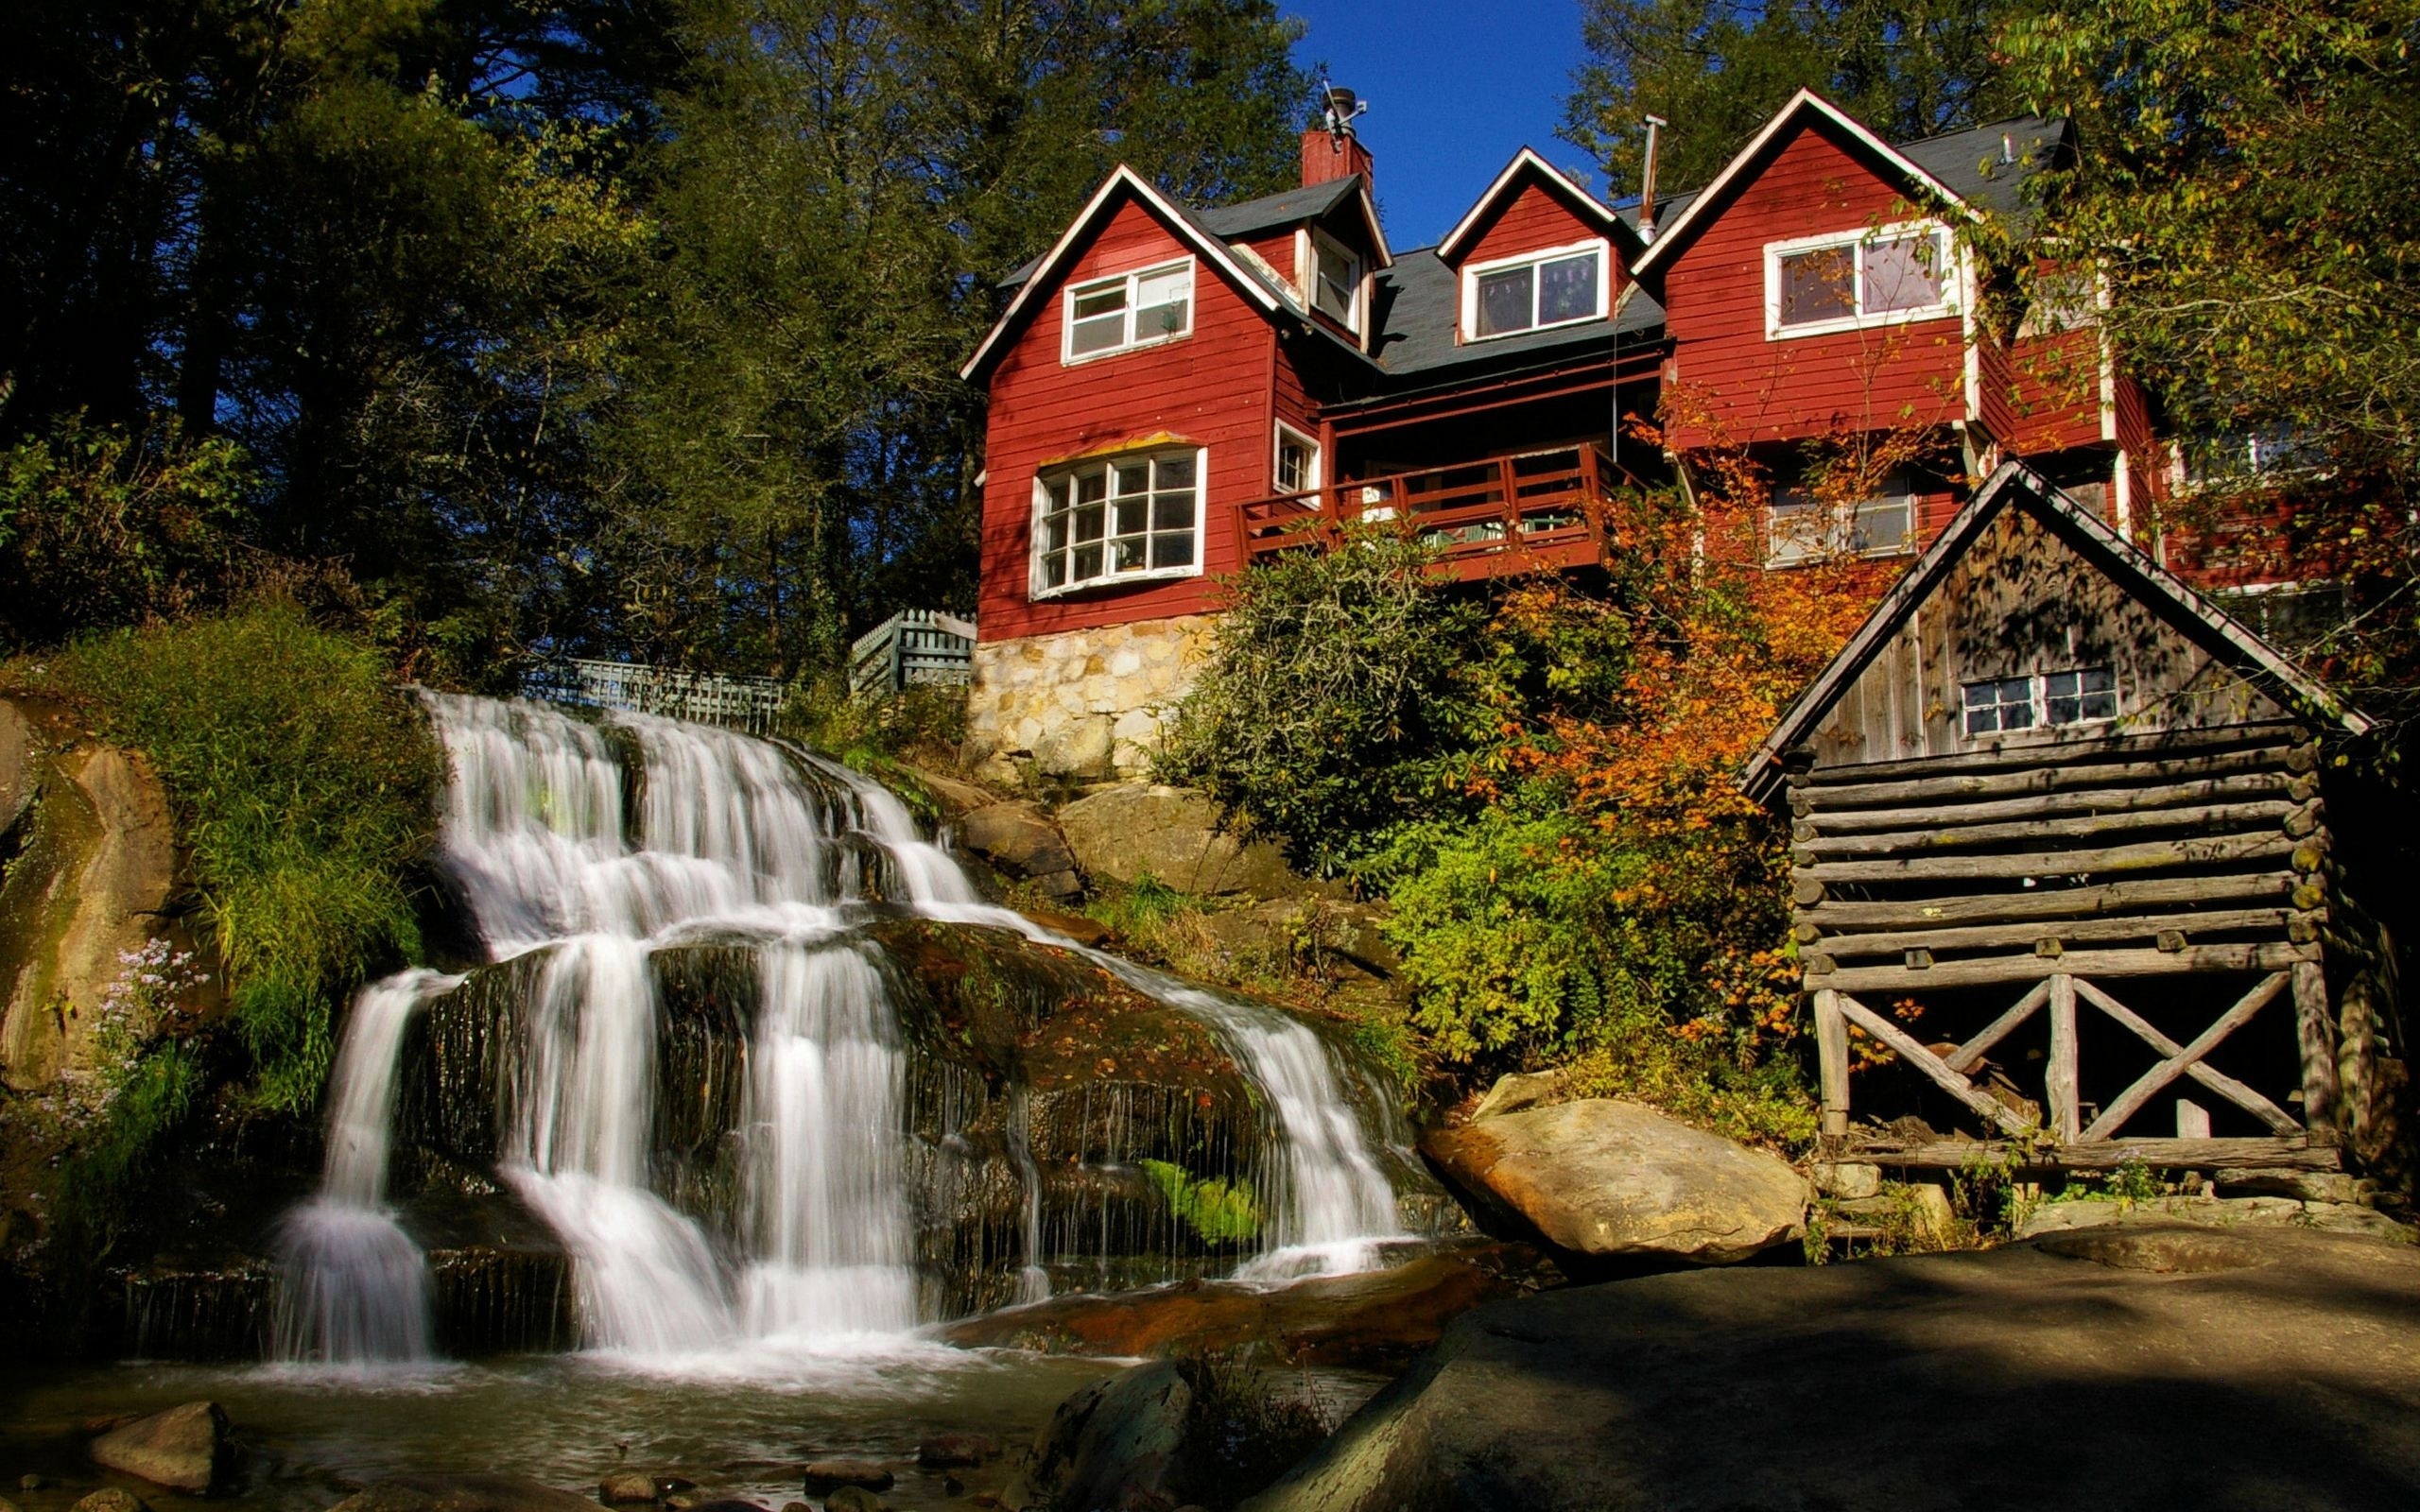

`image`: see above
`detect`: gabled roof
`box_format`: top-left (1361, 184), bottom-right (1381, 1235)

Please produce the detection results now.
top-left (1437, 147), bottom-right (1645, 266)
top-left (1199, 174), bottom-right (1392, 267)
top-left (1634, 90), bottom-right (2048, 276)
top-left (1738, 461), bottom-right (2371, 803)
top-left (961, 165), bottom-right (1303, 382)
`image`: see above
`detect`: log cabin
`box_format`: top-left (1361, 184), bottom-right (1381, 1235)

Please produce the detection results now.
top-left (1739, 460), bottom-right (2396, 1180)
top-left (957, 86), bottom-right (2264, 783)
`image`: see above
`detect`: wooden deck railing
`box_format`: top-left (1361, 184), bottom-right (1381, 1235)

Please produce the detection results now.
top-left (1235, 444), bottom-right (1616, 581)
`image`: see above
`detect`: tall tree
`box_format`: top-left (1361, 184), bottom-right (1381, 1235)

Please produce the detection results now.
top-left (2001, 0), bottom-right (2420, 707)
top-left (1563, 0), bottom-right (2022, 199)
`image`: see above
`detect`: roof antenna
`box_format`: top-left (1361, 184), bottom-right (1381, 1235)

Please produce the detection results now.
top-left (1638, 114), bottom-right (1668, 242)
top-left (1322, 77), bottom-right (1369, 145)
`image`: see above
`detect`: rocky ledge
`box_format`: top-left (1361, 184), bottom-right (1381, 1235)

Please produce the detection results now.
top-left (1243, 1223), bottom-right (2420, 1511)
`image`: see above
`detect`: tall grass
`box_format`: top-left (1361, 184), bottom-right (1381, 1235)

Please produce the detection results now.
top-left (21, 601), bottom-right (440, 1113)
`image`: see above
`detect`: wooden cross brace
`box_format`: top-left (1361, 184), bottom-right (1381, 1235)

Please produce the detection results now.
top-left (2077, 973), bottom-right (2300, 1138)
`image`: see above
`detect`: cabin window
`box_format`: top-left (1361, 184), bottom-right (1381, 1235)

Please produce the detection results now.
top-left (1032, 449), bottom-right (1203, 594)
top-left (1767, 482), bottom-right (1916, 566)
top-left (1461, 241), bottom-right (1608, 340)
top-left (1310, 232), bottom-right (1362, 333)
top-left (1274, 425), bottom-right (1321, 494)
top-left (1063, 260), bottom-right (1194, 363)
top-left (1765, 222), bottom-right (1956, 338)
top-left (1962, 667), bottom-right (2117, 738)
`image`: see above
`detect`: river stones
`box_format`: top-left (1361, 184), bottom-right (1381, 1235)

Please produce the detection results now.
top-left (913, 1435), bottom-right (1000, 1469)
top-left (73, 1491), bottom-right (147, 1512)
top-left (378, 1473), bottom-right (602, 1512)
top-left (596, 1472), bottom-right (656, 1504)
top-left (821, 1490), bottom-right (886, 1512)
top-left (1422, 1098), bottom-right (1807, 1264)
top-left (798, 1464), bottom-right (890, 1495)
top-left (86, 1400), bottom-right (229, 1494)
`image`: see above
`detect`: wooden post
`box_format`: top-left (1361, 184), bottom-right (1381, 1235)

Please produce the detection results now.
top-left (2294, 958), bottom-right (2339, 1131)
top-left (1813, 988), bottom-right (1850, 1139)
top-left (2048, 972), bottom-right (2080, 1142)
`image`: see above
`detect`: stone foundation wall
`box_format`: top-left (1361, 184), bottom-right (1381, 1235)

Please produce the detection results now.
top-left (964, 615), bottom-right (1216, 784)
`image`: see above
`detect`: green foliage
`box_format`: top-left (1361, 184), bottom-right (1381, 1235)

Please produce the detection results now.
top-left (1172, 1349), bottom-right (1336, 1504)
top-left (1157, 527), bottom-right (1495, 873)
top-left (17, 602), bottom-right (440, 1112)
top-left (1084, 873), bottom-right (1196, 939)
top-left (1564, 0), bottom-right (2025, 199)
top-left (1141, 1158), bottom-right (1262, 1244)
top-left (2001, 0), bottom-right (2420, 699)
top-left (0, 416), bottom-right (253, 649)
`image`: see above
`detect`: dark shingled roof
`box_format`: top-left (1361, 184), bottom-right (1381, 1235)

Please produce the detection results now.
top-left (1197, 175), bottom-right (1367, 239)
top-left (1367, 249), bottom-right (1664, 377)
top-left (1894, 115), bottom-right (2068, 221)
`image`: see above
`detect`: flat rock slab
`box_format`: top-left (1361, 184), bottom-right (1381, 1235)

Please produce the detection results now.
top-left (1423, 1099), bottom-right (1808, 1264)
top-left (2014, 1194), bottom-right (2416, 1242)
top-left (86, 1401), bottom-right (227, 1494)
top-left (937, 1243), bottom-right (1556, 1370)
top-left (1244, 1224), bottom-right (2420, 1512)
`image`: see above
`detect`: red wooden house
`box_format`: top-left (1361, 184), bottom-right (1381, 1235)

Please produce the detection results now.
top-left (957, 88), bottom-right (2162, 783)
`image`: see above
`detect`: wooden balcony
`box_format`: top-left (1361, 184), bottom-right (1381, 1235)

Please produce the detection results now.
top-left (1234, 444), bottom-right (1616, 583)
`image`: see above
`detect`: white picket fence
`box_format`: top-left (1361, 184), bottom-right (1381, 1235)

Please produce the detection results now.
top-left (529, 658), bottom-right (789, 735)
top-left (849, 610), bottom-right (977, 696)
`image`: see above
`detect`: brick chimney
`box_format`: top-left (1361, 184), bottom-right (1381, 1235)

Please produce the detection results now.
top-left (1301, 83), bottom-right (1374, 192)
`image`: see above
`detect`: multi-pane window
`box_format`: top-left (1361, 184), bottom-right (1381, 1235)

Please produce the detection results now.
top-left (1962, 667), bottom-right (2117, 738)
top-left (1274, 428), bottom-right (1319, 494)
top-left (2044, 666), bottom-right (2118, 725)
top-left (1465, 243), bottom-right (1606, 339)
top-left (1310, 233), bottom-right (1361, 332)
top-left (1063, 261), bottom-right (1194, 362)
top-left (1034, 451), bottom-right (1201, 593)
top-left (1767, 483), bottom-right (1916, 565)
top-left (1768, 223), bottom-right (1955, 336)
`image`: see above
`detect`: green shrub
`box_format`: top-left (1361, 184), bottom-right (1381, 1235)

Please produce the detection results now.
top-left (17, 601), bottom-right (440, 1113)
top-left (1157, 526), bottom-right (1495, 873)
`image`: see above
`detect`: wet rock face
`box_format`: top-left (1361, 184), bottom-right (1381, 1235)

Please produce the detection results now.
top-left (1006, 1362), bottom-right (1193, 1512)
top-left (0, 698), bottom-right (193, 1090)
top-left (85, 1400), bottom-right (229, 1494)
top-left (1421, 1099), bottom-right (1808, 1265)
top-left (1245, 1225), bottom-right (2420, 1512)
top-left (954, 802), bottom-right (1080, 901)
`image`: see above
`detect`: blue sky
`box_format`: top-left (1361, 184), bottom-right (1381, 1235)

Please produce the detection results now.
top-left (1281, 0), bottom-right (1605, 249)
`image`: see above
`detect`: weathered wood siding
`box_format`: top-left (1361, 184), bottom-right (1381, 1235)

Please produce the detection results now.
top-left (1654, 119), bottom-right (1968, 450)
top-left (1806, 504), bottom-right (2290, 768)
top-left (978, 198), bottom-right (1279, 643)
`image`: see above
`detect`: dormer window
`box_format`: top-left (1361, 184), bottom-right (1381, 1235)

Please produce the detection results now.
top-left (1461, 240), bottom-right (1607, 341)
top-left (1765, 221), bottom-right (1957, 338)
top-left (1063, 260), bottom-right (1194, 363)
top-left (1309, 231), bottom-right (1362, 333)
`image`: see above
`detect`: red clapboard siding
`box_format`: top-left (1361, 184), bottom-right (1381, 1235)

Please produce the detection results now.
top-left (978, 198), bottom-right (1278, 643)
top-left (2004, 327), bottom-right (2107, 455)
top-left (1456, 181), bottom-right (1616, 272)
top-left (1241, 230), bottom-right (1303, 294)
top-left (1658, 121), bottom-right (1966, 450)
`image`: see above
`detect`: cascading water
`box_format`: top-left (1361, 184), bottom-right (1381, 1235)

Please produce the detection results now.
top-left (278, 691), bottom-right (1412, 1366)
top-left (273, 969), bottom-right (458, 1364)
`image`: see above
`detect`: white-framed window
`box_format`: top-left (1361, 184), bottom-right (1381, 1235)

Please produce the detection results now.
top-left (1764, 220), bottom-right (1958, 339)
top-left (1063, 259), bottom-right (1194, 364)
top-left (1274, 424), bottom-right (1322, 494)
top-left (1309, 231), bottom-right (1363, 333)
top-left (2176, 425), bottom-right (2321, 489)
top-left (1766, 482), bottom-right (1916, 566)
top-left (1961, 666), bottom-right (2118, 738)
top-left (1461, 239), bottom-right (1608, 341)
top-left (1032, 448), bottom-right (1204, 595)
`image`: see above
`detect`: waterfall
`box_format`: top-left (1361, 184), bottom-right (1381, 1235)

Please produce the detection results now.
top-left (278, 692), bottom-right (1410, 1366)
top-left (272, 969), bottom-right (458, 1364)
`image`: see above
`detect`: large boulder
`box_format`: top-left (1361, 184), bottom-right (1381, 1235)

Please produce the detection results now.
top-left (1004, 1362), bottom-right (1193, 1512)
top-left (1196, 900), bottom-right (1403, 1004)
top-left (1054, 784), bottom-right (1309, 898)
top-left (86, 1400), bottom-right (229, 1494)
top-left (1244, 1224), bottom-right (2420, 1512)
top-left (1421, 1099), bottom-right (1806, 1265)
top-left (955, 801), bottom-right (1080, 900)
